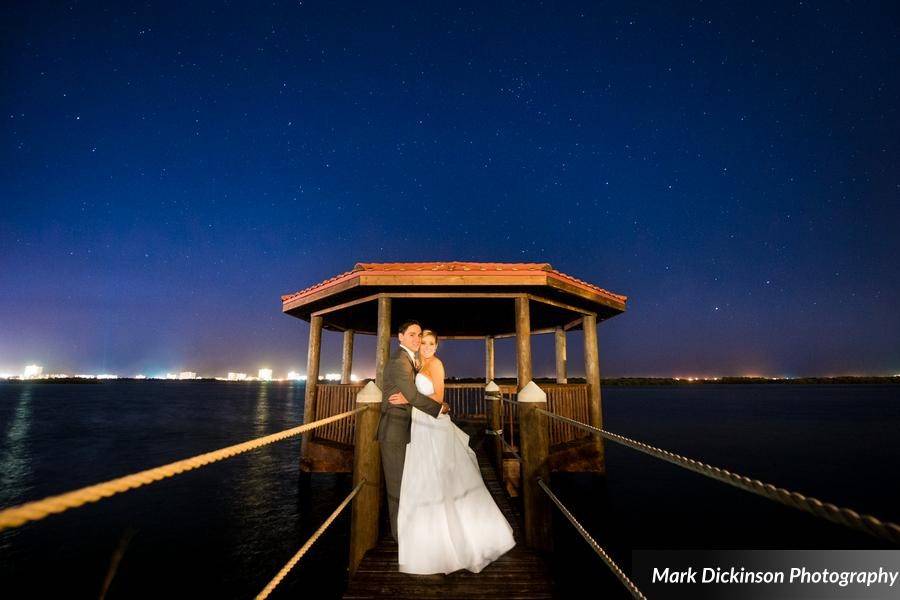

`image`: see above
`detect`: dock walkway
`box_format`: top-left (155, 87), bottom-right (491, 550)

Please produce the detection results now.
top-left (343, 428), bottom-right (555, 599)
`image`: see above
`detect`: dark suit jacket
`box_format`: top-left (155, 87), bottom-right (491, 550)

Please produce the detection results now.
top-left (376, 346), bottom-right (443, 444)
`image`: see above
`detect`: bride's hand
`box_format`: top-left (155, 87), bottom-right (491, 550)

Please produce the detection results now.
top-left (389, 392), bottom-right (409, 405)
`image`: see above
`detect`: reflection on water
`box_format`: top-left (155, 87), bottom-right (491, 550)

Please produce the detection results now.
top-left (255, 382), bottom-right (270, 436)
top-left (0, 387), bottom-right (33, 509)
top-left (284, 383), bottom-right (296, 411)
top-left (232, 382), bottom-right (274, 521)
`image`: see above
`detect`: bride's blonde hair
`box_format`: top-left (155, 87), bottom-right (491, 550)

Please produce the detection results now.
top-left (421, 329), bottom-right (439, 347)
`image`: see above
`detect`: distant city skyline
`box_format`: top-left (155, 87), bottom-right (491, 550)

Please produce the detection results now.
top-left (3, 358), bottom-right (897, 382)
top-left (2, 363), bottom-right (364, 382)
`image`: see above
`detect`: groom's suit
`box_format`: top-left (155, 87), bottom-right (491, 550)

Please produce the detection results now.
top-left (376, 345), bottom-right (443, 542)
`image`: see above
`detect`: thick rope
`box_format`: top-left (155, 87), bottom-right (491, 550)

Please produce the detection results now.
top-left (0, 406), bottom-right (369, 532)
top-left (256, 477), bottom-right (365, 600)
top-left (533, 408), bottom-right (900, 545)
top-left (494, 396), bottom-right (521, 461)
top-left (499, 435), bottom-right (522, 461)
top-left (537, 478), bottom-right (646, 599)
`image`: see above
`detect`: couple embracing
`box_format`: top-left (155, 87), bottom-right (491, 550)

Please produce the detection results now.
top-left (376, 320), bottom-right (516, 575)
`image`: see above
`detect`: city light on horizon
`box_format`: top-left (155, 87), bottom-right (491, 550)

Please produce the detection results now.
top-left (0, 364), bottom-right (352, 381)
top-left (23, 364), bottom-right (43, 379)
top-left (2, 361), bottom-right (897, 382)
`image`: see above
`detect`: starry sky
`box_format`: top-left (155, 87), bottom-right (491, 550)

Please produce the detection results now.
top-left (2, 1), bottom-right (898, 379)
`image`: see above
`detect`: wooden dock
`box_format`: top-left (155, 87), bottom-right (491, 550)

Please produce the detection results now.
top-left (343, 428), bottom-right (555, 599)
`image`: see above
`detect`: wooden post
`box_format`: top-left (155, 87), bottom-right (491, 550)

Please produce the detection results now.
top-left (515, 296), bottom-right (532, 391)
top-left (518, 382), bottom-right (552, 552)
top-left (582, 313), bottom-right (606, 466)
top-left (486, 381), bottom-right (502, 473)
top-left (349, 383), bottom-right (382, 576)
top-left (374, 297), bottom-right (391, 391)
top-left (373, 296), bottom-right (392, 525)
top-left (341, 329), bottom-right (355, 384)
top-left (485, 336), bottom-right (495, 383)
top-left (554, 326), bottom-right (567, 384)
top-left (300, 315), bottom-right (323, 462)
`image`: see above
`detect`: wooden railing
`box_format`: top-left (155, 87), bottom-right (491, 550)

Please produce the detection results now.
top-left (445, 383), bottom-right (504, 421)
top-left (544, 383), bottom-right (591, 446)
top-left (499, 383), bottom-right (591, 450)
top-left (313, 383), bottom-right (364, 445)
top-left (312, 381), bottom-right (592, 449)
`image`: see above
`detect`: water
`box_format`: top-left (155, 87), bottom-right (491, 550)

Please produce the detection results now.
top-left (550, 384), bottom-right (900, 598)
top-left (0, 382), bottom-right (897, 599)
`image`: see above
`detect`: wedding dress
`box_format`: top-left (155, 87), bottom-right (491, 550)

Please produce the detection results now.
top-left (397, 371), bottom-right (516, 574)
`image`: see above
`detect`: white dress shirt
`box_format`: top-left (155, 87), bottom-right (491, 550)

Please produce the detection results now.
top-left (398, 343), bottom-right (418, 370)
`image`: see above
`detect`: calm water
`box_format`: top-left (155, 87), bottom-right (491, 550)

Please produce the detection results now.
top-left (0, 382), bottom-right (897, 599)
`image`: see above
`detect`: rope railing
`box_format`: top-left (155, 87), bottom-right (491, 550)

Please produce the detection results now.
top-left (256, 477), bottom-right (366, 600)
top-left (498, 435), bottom-right (521, 461)
top-left (494, 394), bottom-right (520, 455)
top-left (0, 406), bottom-right (370, 532)
top-left (533, 408), bottom-right (900, 545)
top-left (492, 397), bottom-right (641, 598)
top-left (537, 477), bottom-right (646, 600)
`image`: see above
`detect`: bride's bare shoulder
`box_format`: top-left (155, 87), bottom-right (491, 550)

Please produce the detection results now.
top-left (430, 357), bottom-right (445, 377)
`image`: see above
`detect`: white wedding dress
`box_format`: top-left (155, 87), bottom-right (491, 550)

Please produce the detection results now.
top-left (397, 372), bottom-right (516, 574)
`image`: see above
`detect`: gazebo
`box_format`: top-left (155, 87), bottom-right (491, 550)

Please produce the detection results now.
top-left (281, 261), bottom-right (627, 477)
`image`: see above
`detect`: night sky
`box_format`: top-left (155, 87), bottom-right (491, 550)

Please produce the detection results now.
top-left (2, 2), bottom-right (898, 379)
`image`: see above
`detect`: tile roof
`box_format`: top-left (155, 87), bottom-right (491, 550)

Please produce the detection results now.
top-left (281, 261), bottom-right (626, 305)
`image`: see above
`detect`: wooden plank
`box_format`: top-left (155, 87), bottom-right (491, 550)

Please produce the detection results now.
top-left (544, 275), bottom-right (626, 313)
top-left (525, 293), bottom-right (590, 316)
top-left (380, 291), bottom-right (522, 298)
top-left (283, 276), bottom-right (361, 312)
top-left (360, 274), bottom-right (549, 287)
top-left (527, 326), bottom-right (562, 336)
top-left (311, 293), bottom-right (381, 317)
top-left (563, 316), bottom-right (583, 331)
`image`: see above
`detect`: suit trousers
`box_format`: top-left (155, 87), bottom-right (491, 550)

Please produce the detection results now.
top-left (380, 439), bottom-right (406, 543)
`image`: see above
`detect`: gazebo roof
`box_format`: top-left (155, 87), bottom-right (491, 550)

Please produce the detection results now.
top-left (281, 262), bottom-right (627, 336)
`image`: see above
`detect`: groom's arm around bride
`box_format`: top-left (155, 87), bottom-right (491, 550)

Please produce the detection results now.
top-left (377, 350), bottom-right (443, 444)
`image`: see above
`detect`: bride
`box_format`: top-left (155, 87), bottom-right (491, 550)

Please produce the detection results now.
top-left (392, 329), bottom-right (516, 575)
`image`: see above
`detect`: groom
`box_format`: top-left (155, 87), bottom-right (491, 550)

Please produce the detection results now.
top-left (376, 319), bottom-right (450, 543)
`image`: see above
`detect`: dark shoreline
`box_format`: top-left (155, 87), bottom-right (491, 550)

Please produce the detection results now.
top-left (3, 376), bottom-right (898, 385)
